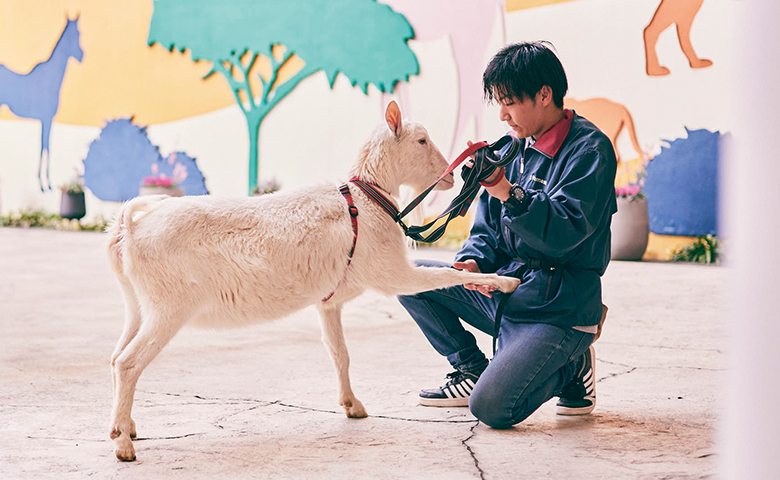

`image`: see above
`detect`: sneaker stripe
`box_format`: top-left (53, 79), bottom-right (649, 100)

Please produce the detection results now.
top-left (450, 384), bottom-right (462, 397)
top-left (452, 383), bottom-right (467, 398)
top-left (463, 378), bottom-right (475, 391)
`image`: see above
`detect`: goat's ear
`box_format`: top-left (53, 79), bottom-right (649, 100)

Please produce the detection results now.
top-left (385, 101), bottom-right (403, 137)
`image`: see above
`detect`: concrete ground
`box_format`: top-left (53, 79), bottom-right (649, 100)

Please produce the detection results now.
top-left (0, 227), bottom-right (725, 479)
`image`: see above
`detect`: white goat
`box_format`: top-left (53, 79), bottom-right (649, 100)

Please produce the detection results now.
top-left (106, 101), bottom-right (521, 461)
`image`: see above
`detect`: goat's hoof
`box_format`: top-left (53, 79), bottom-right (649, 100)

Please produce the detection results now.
top-left (129, 419), bottom-right (137, 439)
top-left (114, 439), bottom-right (136, 462)
top-left (342, 398), bottom-right (368, 418)
top-left (497, 276), bottom-right (522, 293)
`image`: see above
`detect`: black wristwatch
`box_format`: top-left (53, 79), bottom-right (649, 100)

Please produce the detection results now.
top-left (502, 183), bottom-right (527, 212)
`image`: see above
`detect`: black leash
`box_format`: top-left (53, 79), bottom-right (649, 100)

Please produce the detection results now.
top-left (399, 135), bottom-right (522, 243)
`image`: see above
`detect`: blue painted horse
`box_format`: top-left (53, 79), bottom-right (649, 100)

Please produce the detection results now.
top-left (0, 17), bottom-right (83, 191)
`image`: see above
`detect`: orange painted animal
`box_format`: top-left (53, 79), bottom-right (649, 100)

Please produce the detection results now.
top-left (564, 97), bottom-right (643, 164)
top-left (644, 0), bottom-right (713, 76)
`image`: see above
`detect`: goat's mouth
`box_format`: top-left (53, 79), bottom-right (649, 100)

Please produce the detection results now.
top-left (434, 175), bottom-right (455, 191)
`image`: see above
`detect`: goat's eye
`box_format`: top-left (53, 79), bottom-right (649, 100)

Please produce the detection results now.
top-left (418, 138), bottom-right (427, 145)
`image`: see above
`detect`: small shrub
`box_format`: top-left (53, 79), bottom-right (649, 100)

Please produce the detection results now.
top-left (671, 234), bottom-right (719, 264)
top-left (0, 209), bottom-right (109, 231)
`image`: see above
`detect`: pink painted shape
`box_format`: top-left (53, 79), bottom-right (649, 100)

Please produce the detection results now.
top-left (381, 0), bottom-right (506, 157)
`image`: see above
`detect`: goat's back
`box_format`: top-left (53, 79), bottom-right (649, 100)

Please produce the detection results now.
top-left (113, 185), bottom-right (355, 328)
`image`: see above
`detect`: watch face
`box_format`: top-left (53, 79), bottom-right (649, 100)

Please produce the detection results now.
top-left (512, 185), bottom-right (524, 201)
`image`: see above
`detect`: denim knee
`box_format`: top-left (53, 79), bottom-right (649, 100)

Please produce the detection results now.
top-left (469, 385), bottom-right (517, 429)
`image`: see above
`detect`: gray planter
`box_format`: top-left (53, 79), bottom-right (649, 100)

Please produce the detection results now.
top-left (611, 197), bottom-right (649, 261)
top-left (139, 186), bottom-right (184, 197)
top-left (60, 191), bottom-right (86, 220)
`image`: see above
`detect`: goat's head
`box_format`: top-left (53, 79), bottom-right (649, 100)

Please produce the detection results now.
top-left (351, 101), bottom-right (453, 197)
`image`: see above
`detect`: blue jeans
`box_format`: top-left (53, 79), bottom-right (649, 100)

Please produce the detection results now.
top-left (398, 260), bottom-right (594, 428)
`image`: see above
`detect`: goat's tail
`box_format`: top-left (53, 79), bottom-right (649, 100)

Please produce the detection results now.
top-left (105, 195), bottom-right (168, 275)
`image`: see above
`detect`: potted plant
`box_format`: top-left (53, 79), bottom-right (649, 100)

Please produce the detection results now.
top-left (250, 178), bottom-right (281, 196)
top-left (611, 183), bottom-right (649, 261)
top-left (139, 155), bottom-right (187, 197)
top-left (59, 174), bottom-right (86, 221)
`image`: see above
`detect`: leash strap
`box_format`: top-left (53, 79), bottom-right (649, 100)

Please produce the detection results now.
top-left (347, 135), bottom-right (521, 244)
top-left (493, 293), bottom-right (511, 356)
top-left (400, 135), bottom-right (522, 243)
top-left (322, 184), bottom-right (359, 302)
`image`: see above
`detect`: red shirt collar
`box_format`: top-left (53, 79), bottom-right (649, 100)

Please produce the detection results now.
top-left (529, 109), bottom-right (574, 158)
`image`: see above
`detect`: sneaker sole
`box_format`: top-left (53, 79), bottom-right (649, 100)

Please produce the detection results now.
top-left (556, 401), bottom-right (595, 416)
top-left (419, 396), bottom-right (470, 407)
top-left (556, 345), bottom-right (596, 416)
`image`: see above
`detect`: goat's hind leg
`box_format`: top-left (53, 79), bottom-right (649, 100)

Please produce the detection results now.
top-left (110, 308), bottom-right (188, 461)
top-left (316, 303), bottom-right (367, 419)
top-left (110, 277), bottom-right (142, 439)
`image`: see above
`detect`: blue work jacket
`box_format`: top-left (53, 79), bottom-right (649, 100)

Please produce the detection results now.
top-left (456, 110), bottom-right (617, 328)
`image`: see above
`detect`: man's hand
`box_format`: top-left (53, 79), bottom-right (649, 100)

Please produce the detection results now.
top-left (465, 141), bottom-right (512, 201)
top-left (454, 259), bottom-right (497, 298)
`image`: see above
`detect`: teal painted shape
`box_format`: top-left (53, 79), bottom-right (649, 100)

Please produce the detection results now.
top-left (148, 0), bottom-right (418, 194)
top-left (149, 0), bottom-right (417, 92)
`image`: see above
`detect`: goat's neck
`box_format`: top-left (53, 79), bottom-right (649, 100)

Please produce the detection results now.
top-left (349, 151), bottom-right (402, 201)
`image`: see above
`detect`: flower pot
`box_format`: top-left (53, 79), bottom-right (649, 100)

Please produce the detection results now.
top-left (60, 191), bottom-right (86, 220)
top-left (139, 186), bottom-right (184, 197)
top-left (611, 197), bottom-right (649, 261)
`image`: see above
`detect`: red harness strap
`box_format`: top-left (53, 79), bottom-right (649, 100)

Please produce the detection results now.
top-left (322, 184), bottom-right (359, 302)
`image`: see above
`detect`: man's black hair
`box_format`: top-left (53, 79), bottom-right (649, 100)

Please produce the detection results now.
top-left (483, 41), bottom-right (568, 108)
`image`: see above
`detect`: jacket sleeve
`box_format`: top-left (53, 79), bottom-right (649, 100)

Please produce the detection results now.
top-left (455, 189), bottom-right (511, 273)
top-left (503, 146), bottom-right (615, 258)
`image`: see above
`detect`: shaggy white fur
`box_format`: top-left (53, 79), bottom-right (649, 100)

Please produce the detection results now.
top-left (105, 101), bottom-right (521, 461)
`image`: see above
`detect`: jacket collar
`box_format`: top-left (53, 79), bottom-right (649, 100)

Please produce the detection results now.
top-left (528, 109), bottom-right (574, 158)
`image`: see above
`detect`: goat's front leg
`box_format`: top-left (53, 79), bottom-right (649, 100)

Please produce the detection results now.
top-left (316, 303), bottom-right (367, 419)
top-left (373, 262), bottom-right (522, 296)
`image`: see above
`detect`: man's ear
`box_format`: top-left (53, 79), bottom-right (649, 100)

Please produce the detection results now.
top-left (539, 86), bottom-right (554, 107)
top-left (385, 101), bottom-right (403, 137)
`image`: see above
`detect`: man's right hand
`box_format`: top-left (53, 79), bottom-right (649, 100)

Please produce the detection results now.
top-left (453, 259), bottom-right (497, 298)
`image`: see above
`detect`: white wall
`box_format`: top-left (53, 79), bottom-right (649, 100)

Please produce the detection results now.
top-left (0, 1), bottom-right (739, 222)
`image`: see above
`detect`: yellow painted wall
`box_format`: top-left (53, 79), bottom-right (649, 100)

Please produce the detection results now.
top-left (0, 0), bottom-right (303, 126)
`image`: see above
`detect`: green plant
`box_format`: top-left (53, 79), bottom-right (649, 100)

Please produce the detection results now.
top-left (251, 178), bottom-right (281, 196)
top-left (671, 234), bottom-right (719, 264)
top-left (1, 209), bottom-right (61, 228)
top-left (60, 172), bottom-right (85, 194)
top-left (0, 209), bottom-right (109, 231)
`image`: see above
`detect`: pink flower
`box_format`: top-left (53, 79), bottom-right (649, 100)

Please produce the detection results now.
top-left (142, 175), bottom-right (173, 187)
top-left (615, 184), bottom-right (643, 198)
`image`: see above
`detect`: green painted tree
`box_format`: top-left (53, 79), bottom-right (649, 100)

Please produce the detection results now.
top-left (148, 0), bottom-right (418, 194)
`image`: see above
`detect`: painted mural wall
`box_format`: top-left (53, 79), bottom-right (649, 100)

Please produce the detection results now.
top-left (0, 0), bottom-right (735, 258)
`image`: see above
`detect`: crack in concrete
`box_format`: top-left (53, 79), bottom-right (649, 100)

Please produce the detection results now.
top-left (26, 435), bottom-right (108, 442)
top-left (597, 358), bottom-right (635, 369)
top-left (135, 432), bottom-right (203, 442)
top-left (597, 367), bottom-right (637, 383)
top-left (602, 342), bottom-right (724, 354)
top-left (598, 357), bottom-right (722, 372)
top-left (461, 421), bottom-right (485, 480)
top-left (139, 390), bottom-right (476, 424)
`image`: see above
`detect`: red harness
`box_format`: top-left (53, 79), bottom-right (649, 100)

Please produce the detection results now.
top-left (320, 138), bottom-right (511, 302)
top-left (322, 184), bottom-right (360, 302)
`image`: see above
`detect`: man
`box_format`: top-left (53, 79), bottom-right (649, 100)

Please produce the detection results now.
top-left (398, 41), bottom-right (617, 428)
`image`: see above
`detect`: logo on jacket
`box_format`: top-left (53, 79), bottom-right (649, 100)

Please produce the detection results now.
top-left (530, 175), bottom-right (547, 185)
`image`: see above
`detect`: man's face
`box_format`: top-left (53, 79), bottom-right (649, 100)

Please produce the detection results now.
top-left (495, 89), bottom-right (546, 140)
